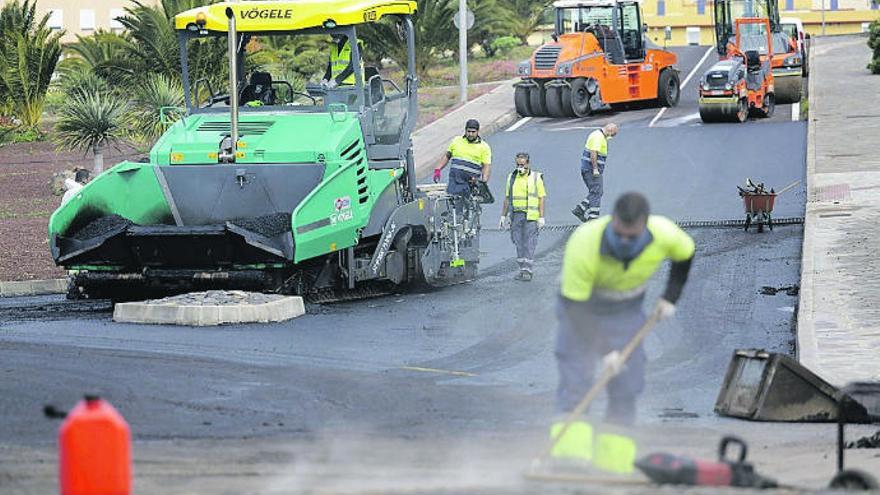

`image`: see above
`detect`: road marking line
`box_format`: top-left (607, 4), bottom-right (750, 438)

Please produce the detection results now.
top-left (649, 46), bottom-right (715, 128)
top-left (546, 125), bottom-right (600, 132)
top-left (791, 101), bottom-right (800, 121)
top-left (506, 116), bottom-right (532, 132)
top-left (648, 108), bottom-right (668, 127)
top-left (681, 46), bottom-right (715, 89)
top-left (400, 366), bottom-right (477, 377)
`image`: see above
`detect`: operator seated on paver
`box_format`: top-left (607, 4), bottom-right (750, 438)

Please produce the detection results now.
top-left (433, 119), bottom-right (492, 197)
top-left (552, 192), bottom-right (695, 474)
top-left (572, 123), bottom-right (618, 223)
top-left (322, 34), bottom-right (364, 88)
top-left (499, 152), bottom-right (546, 282)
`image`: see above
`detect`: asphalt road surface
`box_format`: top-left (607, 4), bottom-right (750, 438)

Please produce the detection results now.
top-left (1, 47), bottom-right (860, 495)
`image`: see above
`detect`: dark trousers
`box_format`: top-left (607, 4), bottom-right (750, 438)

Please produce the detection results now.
top-left (579, 150), bottom-right (605, 219)
top-left (555, 297), bottom-right (646, 426)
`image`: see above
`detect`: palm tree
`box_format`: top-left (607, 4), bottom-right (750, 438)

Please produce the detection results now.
top-left (0, 0), bottom-right (63, 128)
top-left (115, 0), bottom-right (226, 90)
top-left (360, 0), bottom-right (458, 78)
top-left (65, 30), bottom-right (134, 82)
top-left (129, 74), bottom-right (184, 143)
top-left (502, 0), bottom-right (555, 46)
top-left (55, 92), bottom-right (128, 175)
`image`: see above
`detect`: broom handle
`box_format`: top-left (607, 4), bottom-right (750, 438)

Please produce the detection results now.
top-left (775, 180), bottom-right (801, 196)
top-left (537, 312), bottom-right (661, 463)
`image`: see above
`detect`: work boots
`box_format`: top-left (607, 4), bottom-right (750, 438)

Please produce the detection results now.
top-left (571, 204), bottom-right (588, 223)
top-left (514, 270), bottom-right (533, 281)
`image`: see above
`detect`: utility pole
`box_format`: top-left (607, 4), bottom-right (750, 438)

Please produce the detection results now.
top-left (459, 0), bottom-right (468, 104)
top-left (821, 0), bottom-right (826, 35)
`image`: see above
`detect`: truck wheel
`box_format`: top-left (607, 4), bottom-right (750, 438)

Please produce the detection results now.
top-left (529, 84), bottom-right (547, 116)
top-left (559, 86), bottom-right (576, 117)
top-left (657, 69), bottom-right (680, 107)
top-left (545, 86), bottom-right (567, 118)
top-left (514, 86), bottom-right (533, 117)
top-left (762, 93), bottom-right (775, 118)
top-left (570, 78), bottom-right (592, 117)
top-left (735, 98), bottom-right (748, 123)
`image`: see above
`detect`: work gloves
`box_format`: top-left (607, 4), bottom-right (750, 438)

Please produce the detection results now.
top-left (601, 350), bottom-right (625, 377)
top-left (537, 217), bottom-right (546, 229)
top-left (432, 168), bottom-right (442, 183)
top-left (592, 169), bottom-right (601, 178)
top-left (653, 298), bottom-right (676, 320)
top-left (320, 79), bottom-right (338, 89)
top-left (499, 216), bottom-right (511, 230)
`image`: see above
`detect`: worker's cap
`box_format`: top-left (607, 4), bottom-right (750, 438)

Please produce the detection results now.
top-left (465, 119), bottom-right (480, 131)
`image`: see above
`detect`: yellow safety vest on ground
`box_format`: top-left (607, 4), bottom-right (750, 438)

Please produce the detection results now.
top-left (561, 215), bottom-right (695, 302)
top-left (447, 136), bottom-right (492, 177)
top-left (506, 170), bottom-right (546, 221)
top-left (550, 420), bottom-right (638, 474)
top-left (330, 40), bottom-right (364, 86)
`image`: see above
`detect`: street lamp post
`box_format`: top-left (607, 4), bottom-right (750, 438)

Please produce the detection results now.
top-left (459, 0), bottom-right (468, 104)
top-left (821, 0), bottom-right (826, 35)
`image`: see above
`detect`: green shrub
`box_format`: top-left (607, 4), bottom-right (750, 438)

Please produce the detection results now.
top-left (490, 36), bottom-right (521, 56)
top-left (868, 19), bottom-right (880, 74)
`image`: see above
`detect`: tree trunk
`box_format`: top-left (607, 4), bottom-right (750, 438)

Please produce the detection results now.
top-left (92, 145), bottom-right (104, 175)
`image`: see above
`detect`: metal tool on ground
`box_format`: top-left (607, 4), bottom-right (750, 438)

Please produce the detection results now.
top-left (738, 178), bottom-right (776, 232)
top-left (635, 435), bottom-right (778, 488)
top-left (829, 382), bottom-right (880, 490)
top-left (525, 312), bottom-right (660, 481)
top-left (715, 349), bottom-right (875, 423)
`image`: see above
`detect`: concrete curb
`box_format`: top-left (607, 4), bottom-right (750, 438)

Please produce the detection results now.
top-left (0, 278), bottom-right (67, 298)
top-left (796, 38), bottom-right (819, 371)
top-left (113, 295), bottom-right (305, 326)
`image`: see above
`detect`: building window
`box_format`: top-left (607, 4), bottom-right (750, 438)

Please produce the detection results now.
top-left (686, 26), bottom-right (701, 45)
top-left (109, 9), bottom-right (125, 30)
top-left (80, 9), bottom-right (96, 31)
top-left (785, 0), bottom-right (793, 10)
top-left (829, 0), bottom-right (838, 9)
top-left (47, 9), bottom-right (63, 30)
top-left (872, 0), bottom-right (878, 9)
top-left (657, 0), bottom-right (665, 16)
top-left (697, 0), bottom-right (706, 15)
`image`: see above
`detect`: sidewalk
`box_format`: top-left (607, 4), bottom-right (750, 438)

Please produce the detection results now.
top-left (412, 79), bottom-right (519, 178)
top-left (798, 35), bottom-right (880, 386)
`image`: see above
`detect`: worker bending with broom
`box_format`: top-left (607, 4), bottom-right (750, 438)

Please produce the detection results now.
top-left (552, 192), bottom-right (695, 474)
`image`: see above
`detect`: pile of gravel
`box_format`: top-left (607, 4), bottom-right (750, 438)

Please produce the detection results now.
top-left (71, 215), bottom-right (131, 241)
top-left (847, 430), bottom-right (880, 449)
top-left (143, 290), bottom-right (286, 306)
top-left (230, 213), bottom-right (292, 238)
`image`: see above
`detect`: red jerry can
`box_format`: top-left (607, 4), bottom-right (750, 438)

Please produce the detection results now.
top-left (59, 395), bottom-right (131, 495)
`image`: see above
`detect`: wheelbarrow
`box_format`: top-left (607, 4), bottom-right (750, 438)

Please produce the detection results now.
top-left (742, 192), bottom-right (776, 233)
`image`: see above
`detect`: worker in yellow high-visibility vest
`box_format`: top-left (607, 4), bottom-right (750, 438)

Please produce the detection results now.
top-left (322, 34), bottom-right (364, 88)
top-left (499, 152), bottom-right (546, 281)
top-left (572, 123), bottom-right (618, 222)
top-left (552, 192), bottom-right (695, 474)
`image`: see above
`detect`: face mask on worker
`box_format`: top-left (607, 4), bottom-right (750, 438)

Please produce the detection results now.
top-left (603, 223), bottom-right (651, 262)
top-left (516, 165), bottom-right (528, 175)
